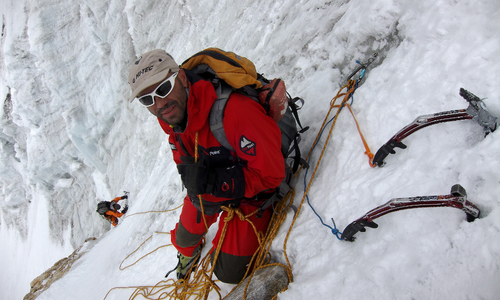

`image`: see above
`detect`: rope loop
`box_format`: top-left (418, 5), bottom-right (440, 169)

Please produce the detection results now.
top-left (331, 228), bottom-right (341, 238)
top-left (221, 205), bottom-right (247, 223)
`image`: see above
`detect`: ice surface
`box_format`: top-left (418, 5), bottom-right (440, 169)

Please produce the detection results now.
top-left (1, 0), bottom-right (499, 299)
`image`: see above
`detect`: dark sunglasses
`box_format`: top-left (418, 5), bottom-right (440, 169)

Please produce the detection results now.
top-left (137, 72), bottom-right (178, 107)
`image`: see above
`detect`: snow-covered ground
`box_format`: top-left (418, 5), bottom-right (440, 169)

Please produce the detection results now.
top-left (1, 0), bottom-right (500, 299)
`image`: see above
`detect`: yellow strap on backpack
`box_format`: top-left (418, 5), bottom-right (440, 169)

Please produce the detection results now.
top-left (181, 47), bottom-right (263, 89)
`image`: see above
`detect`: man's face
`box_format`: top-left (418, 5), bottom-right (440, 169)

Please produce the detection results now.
top-left (139, 70), bottom-right (188, 125)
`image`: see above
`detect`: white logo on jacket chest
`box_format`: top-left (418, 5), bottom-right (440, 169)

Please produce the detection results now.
top-left (240, 136), bottom-right (256, 156)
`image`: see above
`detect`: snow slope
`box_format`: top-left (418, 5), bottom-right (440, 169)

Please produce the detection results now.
top-left (1, 0), bottom-right (499, 299)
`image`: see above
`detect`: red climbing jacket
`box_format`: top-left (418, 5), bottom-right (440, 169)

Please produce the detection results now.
top-left (160, 70), bottom-right (285, 204)
top-left (161, 70), bottom-right (285, 261)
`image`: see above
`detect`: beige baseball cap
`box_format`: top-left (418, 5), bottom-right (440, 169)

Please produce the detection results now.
top-left (128, 49), bottom-right (180, 103)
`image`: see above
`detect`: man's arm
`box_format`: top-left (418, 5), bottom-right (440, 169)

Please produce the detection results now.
top-left (111, 195), bottom-right (128, 203)
top-left (106, 210), bottom-right (124, 218)
top-left (223, 93), bottom-right (285, 198)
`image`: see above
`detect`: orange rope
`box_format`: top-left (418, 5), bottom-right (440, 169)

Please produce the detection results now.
top-left (329, 103), bottom-right (375, 168)
top-left (194, 131), bottom-right (210, 231)
top-left (344, 104), bottom-right (376, 167)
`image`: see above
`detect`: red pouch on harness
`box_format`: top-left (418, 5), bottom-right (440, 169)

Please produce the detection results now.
top-left (258, 78), bottom-right (288, 122)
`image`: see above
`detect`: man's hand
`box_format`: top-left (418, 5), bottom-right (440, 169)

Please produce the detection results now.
top-left (177, 156), bottom-right (206, 194)
top-left (122, 205), bottom-right (129, 214)
top-left (177, 156), bottom-right (245, 198)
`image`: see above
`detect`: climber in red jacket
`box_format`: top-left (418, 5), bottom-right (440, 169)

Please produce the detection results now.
top-left (127, 50), bottom-right (285, 284)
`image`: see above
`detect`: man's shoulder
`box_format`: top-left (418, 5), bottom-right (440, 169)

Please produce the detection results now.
top-left (183, 69), bottom-right (211, 86)
top-left (223, 92), bottom-right (279, 135)
top-left (225, 92), bottom-right (265, 116)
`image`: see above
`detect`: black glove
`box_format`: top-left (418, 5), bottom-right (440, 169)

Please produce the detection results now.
top-left (121, 205), bottom-right (129, 214)
top-left (177, 156), bottom-right (207, 194)
top-left (177, 156), bottom-right (245, 199)
top-left (122, 195), bottom-right (128, 199)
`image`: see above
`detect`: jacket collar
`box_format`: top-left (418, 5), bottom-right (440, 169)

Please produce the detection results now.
top-left (162, 69), bottom-right (217, 134)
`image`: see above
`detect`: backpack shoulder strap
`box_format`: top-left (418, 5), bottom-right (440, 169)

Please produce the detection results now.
top-left (209, 83), bottom-right (235, 152)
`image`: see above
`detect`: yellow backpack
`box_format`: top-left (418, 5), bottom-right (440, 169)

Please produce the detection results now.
top-left (181, 47), bottom-right (306, 156)
top-left (181, 47), bottom-right (263, 89)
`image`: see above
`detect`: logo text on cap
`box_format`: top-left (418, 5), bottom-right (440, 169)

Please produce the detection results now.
top-left (133, 65), bottom-right (154, 84)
